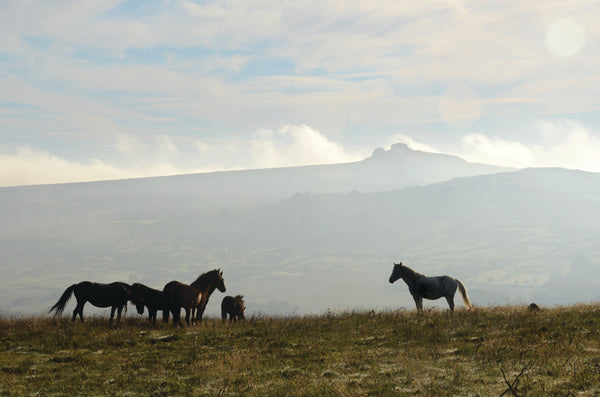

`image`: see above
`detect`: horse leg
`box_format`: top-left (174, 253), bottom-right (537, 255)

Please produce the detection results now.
top-left (74, 301), bottom-right (85, 322)
top-left (413, 295), bottom-right (423, 315)
top-left (116, 305), bottom-right (123, 322)
top-left (195, 301), bottom-right (206, 323)
top-left (109, 306), bottom-right (116, 323)
top-left (445, 295), bottom-right (455, 313)
top-left (184, 308), bottom-right (190, 326)
top-left (172, 311), bottom-right (179, 327)
top-left (171, 308), bottom-right (181, 327)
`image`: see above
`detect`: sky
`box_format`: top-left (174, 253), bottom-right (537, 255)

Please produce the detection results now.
top-left (1, 0), bottom-right (600, 187)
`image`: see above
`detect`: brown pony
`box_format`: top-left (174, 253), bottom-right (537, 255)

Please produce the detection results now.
top-left (163, 269), bottom-right (226, 327)
top-left (221, 295), bottom-right (245, 322)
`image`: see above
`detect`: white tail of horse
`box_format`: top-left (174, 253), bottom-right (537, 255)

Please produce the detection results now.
top-left (456, 279), bottom-right (473, 310)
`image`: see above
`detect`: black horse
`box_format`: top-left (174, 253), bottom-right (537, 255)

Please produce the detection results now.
top-left (49, 281), bottom-right (132, 323)
top-left (130, 283), bottom-right (169, 325)
top-left (221, 295), bottom-right (245, 322)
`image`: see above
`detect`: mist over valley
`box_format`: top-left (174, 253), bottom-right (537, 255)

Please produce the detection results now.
top-left (1, 145), bottom-right (598, 317)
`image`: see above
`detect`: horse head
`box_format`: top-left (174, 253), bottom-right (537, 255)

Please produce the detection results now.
top-left (192, 269), bottom-right (227, 293)
top-left (130, 283), bottom-right (146, 315)
top-left (235, 295), bottom-right (245, 319)
top-left (388, 262), bottom-right (403, 284)
top-left (215, 269), bottom-right (226, 293)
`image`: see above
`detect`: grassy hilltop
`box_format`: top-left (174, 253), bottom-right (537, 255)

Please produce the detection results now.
top-left (2, 305), bottom-right (600, 396)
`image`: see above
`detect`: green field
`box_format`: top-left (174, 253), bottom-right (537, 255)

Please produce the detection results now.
top-left (2, 305), bottom-right (600, 396)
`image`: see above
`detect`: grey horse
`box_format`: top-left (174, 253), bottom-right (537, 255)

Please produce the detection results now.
top-left (389, 262), bottom-right (472, 314)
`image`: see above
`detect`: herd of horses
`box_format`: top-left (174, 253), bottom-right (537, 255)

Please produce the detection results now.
top-left (48, 269), bottom-right (245, 327)
top-left (49, 263), bottom-right (472, 325)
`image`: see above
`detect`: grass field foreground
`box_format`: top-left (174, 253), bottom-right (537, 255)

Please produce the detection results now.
top-left (2, 305), bottom-right (600, 396)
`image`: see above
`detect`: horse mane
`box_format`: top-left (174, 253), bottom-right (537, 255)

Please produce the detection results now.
top-left (190, 269), bottom-right (222, 289)
top-left (397, 264), bottom-right (426, 282)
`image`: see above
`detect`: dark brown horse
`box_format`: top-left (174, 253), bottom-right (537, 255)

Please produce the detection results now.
top-left (163, 269), bottom-right (226, 327)
top-left (49, 281), bottom-right (132, 323)
top-left (221, 295), bottom-right (245, 322)
top-left (389, 262), bottom-right (472, 314)
top-left (131, 283), bottom-right (169, 325)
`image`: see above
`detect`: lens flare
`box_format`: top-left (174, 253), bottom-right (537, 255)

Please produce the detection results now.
top-left (545, 18), bottom-right (586, 57)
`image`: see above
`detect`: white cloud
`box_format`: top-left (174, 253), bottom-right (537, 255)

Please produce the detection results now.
top-left (0, 125), bottom-right (368, 187)
top-left (2, 1), bottom-right (600, 184)
top-left (249, 124), bottom-right (364, 168)
top-left (154, 135), bottom-right (179, 160)
top-left (386, 134), bottom-right (440, 154)
top-left (532, 120), bottom-right (600, 171)
top-left (116, 133), bottom-right (179, 162)
top-left (4, 1), bottom-right (599, 131)
top-left (408, 119), bottom-right (600, 172)
top-left (4, 119), bottom-right (599, 188)
top-left (116, 133), bottom-right (142, 155)
top-left (458, 134), bottom-right (534, 168)
top-left (0, 147), bottom-right (138, 187)
top-left (0, 145), bottom-right (213, 188)
top-left (190, 124), bottom-right (367, 171)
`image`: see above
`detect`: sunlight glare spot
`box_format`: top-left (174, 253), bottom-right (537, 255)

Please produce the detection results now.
top-left (545, 18), bottom-right (586, 57)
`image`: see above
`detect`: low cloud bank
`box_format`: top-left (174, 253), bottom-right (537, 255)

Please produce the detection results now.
top-left (0, 125), bottom-right (365, 187)
top-left (457, 120), bottom-right (600, 171)
top-left (399, 119), bottom-right (600, 172)
top-left (1, 120), bottom-right (599, 188)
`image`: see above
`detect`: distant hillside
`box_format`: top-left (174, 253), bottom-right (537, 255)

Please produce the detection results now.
top-left (0, 143), bottom-right (509, 216)
top-left (2, 152), bottom-right (598, 316)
